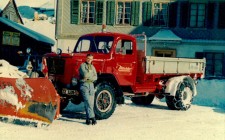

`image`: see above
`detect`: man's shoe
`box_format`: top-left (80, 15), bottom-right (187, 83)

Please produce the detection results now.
top-left (91, 118), bottom-right (97, 125)
top-left (86, 119), bottom-right (91, 125)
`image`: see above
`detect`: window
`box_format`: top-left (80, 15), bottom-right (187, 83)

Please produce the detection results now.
top-left (106, 1), bottom-right (140, 26)
top-left (80, 0), bottom-right (95, 24)
top-left (116, 1), bottom-right (131, 25)
top-left (2, 31), bottom-right (20, 46)
top-left (75, 39), bottom-right (91, 52)
top-left (196, 52), bottom-right (225, 78)
top-left (74, 36), bottom-right (114, 54)
top-left (190, 3), bottom-right (206, 28)
top-left (116, 40), bottom-right (133, 55)
top-left (71, 0), bottom-right (103, 24)
top-left (153, 49), bottom-right (176, 57)
top-left (152, 3), bottom-right (169, 27)
top-left (205, 53), bottom-right (224, 77)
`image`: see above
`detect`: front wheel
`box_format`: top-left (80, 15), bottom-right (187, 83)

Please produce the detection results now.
top-left (94, 82), bottom-right (116, 120)
top-left (166, 80), bottom-right (194, 110)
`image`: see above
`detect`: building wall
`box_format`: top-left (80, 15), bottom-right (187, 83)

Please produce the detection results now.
top-left (1, 0), bottom-right (23, 24)
top-left (56, 0), bottom-right (225, 78)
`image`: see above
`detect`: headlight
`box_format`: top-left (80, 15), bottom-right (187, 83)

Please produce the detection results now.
top-left (71, 78), bottom-right (78, 86)
top-left (56, 48), bottom-right (62, 55)
top-left (26, 48), bottom-right (31, 54)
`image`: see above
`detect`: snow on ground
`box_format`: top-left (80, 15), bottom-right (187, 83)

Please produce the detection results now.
top-left (0, 99), bottom-right (224, 140)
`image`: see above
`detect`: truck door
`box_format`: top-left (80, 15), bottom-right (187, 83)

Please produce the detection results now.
top-left (113, 39), bottom-right (136, 85)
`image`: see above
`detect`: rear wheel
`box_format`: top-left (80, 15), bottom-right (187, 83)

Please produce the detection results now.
top-left (94, 82), bottom-right (116, 120)
top-left (166, 80), bottom-right (194, 110)
top-left (131, 94), bottom-right (155, 105)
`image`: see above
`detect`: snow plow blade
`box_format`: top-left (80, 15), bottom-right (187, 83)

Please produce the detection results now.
top-left (0, 78), bottom-right (60, 127)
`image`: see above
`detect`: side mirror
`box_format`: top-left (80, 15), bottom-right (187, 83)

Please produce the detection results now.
top-left (56, 48), bottom-right (62, 55)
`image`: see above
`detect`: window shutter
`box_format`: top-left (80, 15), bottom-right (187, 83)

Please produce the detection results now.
top-left (142, 1), bottom-right (152, 26)
top-left (218, 2), bottom-right (225, 29)
top-left (168, 2), bottom-right (178, 28)
top-left (207, 3), bottom-right (215, 29)
top-left (96, 0), bottom-right (103, 25)
top-left (106, 1), bottom-right (115, 25)
top-left (180, 1), bottom-right (189, 28)
top-left (71, 0), bottom-right (79, 24)
top-left (131, 1), bottom-right (140, 26)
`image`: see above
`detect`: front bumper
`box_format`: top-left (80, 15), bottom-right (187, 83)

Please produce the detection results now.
top-left (62, 88), bottom-right (79, 96)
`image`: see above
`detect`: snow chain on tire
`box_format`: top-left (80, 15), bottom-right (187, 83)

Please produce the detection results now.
top-left (166, 80), bottom-right (194, 111)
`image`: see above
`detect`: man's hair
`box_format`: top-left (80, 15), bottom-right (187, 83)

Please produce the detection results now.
top-left (86, 54), bottom-right (93, 57)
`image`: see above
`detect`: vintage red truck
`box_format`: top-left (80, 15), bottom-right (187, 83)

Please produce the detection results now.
top-left (43, 31), bottom-right (205, 120)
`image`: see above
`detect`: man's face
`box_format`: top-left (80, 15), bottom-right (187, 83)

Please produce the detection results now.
top-left (86, 56), bottom-right (93, 64)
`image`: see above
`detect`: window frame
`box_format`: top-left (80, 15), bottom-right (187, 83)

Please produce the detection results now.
top-left (153, 49), bottom-right (176, 57)
top-left (189, 3), bottom-right (206, 28)
top-left (152, 2), bottom-right (169, 27)
top-left (115, 39), bottom-right (133, 55)
top-left (116, 1), bottom-right (132, 25)
top-left (196, 52), bottom-right (225, 78)
top-left (80, 0), bottom-right (96, 24)
top-left (205, 52), bottom-right (224, 77)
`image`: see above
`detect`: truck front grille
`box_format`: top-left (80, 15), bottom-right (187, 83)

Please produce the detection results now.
top-left (47, 58), bottom-right (65, 75)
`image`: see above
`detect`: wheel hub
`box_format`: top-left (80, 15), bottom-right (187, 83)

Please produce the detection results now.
top-left (181, 87), bottom-right (192, 105)
top-left (96, 90), bottom-right (112, 112)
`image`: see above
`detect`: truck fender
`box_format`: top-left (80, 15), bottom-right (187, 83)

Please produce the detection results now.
top-left (165, 76), bottom-right (197, 97)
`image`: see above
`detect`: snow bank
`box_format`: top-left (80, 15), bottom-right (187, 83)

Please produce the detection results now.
top-left (194, 79), bottom-right (225, 109)
top-left (0, 60), bottom-right (27, 78)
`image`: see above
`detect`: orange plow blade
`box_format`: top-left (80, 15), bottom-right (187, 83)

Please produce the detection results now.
top-left (0, 77), bottom-right (60, 127)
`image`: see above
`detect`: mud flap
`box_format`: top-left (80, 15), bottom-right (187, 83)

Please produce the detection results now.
top-left (0, 77), bottom-right (60, 126)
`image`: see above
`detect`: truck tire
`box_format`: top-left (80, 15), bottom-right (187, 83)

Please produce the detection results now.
top-left (94, 82), bottom-right (116, 120)
top-left (131, 95), bottom-right (155, 105)
top-left (165, 80), bottom-right (194, 110)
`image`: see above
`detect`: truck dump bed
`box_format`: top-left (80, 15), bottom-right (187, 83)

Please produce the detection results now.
top-left (145, 56), bottom-right (205, 75)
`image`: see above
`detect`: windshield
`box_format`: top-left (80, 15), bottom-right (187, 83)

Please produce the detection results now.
top-left (74, 36), bottom-right (114, 54)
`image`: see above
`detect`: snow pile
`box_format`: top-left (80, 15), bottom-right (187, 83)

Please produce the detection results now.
top-left (0, 60), bottom-right (28, 78)
top-left (194, 79), bottom-right (225, 109)
top-left (0, 85), bottom-right (24, 111)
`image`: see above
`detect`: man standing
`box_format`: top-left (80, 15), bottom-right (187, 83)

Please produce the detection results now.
top-left (79, 54), bottom-right (97, 125)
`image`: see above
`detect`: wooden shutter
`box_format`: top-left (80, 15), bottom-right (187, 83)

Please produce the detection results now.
top-left (180, 1), bottom-right (189, 28)
top-left (142, 1), bottom-right (152, 26)
top-left (168, 2), bottom-right (178, 28)
top-left (218, 2), bottom-right (225, 29)
top-left (131, 1), bottom-right (140, 26)
top-left (207, 2), bottom-right (215, 29)
top-left (96, 0), bottom-right (103, 25)
top-left (106, 1), bottom-right (115, 25)
top-left (71, 0), bottom-right (79, 24)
